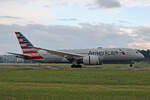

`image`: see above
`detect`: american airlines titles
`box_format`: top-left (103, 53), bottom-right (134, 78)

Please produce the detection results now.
top-left (88, 51), bottom-right (120, 56)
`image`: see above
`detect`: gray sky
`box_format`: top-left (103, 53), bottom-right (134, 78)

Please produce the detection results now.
top-left (0, 0), bottom-right (150, 54)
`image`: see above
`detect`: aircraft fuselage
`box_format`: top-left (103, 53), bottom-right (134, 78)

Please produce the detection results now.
top-left (32, 48), bottom-right (144, 63)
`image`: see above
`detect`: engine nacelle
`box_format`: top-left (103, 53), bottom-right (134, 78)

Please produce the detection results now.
top-left (83, 55), bottom-right (103, 65)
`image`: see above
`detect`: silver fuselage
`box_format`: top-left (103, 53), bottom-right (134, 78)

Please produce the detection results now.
top-left (32, 48), bottom-right (144, 63)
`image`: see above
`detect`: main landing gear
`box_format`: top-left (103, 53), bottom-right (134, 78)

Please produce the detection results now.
top-left (70, 59), bottom-right (82, 68)
top-left (71, 64), bottom-right (82, 68)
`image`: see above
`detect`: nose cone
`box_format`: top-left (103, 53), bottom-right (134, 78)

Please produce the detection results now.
top-left (138, 53), bottom-right (145, 60)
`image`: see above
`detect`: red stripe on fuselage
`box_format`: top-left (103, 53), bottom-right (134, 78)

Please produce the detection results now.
top-left (25, 56), bottom-right (43, 60)
top-left (23, 51), bottom-right (38, 54)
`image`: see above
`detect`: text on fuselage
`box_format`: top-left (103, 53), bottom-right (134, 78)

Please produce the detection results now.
top-left (88, 51), bottom-right (119, 56)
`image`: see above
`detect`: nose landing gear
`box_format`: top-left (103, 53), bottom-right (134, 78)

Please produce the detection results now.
top-left (130, 64), bottom-right (134, 67)
top-left (130, 61), bottom-right (135, 68)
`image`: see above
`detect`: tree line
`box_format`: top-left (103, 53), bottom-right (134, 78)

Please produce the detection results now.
top-left (139, 50), bottom-right (150, 61)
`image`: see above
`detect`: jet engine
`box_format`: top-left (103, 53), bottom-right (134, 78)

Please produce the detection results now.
top-left (83, 55), bottom-right (103, 65)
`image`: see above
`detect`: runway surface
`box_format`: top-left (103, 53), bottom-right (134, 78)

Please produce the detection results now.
top-left (0, 64), bottom-right (150, 70)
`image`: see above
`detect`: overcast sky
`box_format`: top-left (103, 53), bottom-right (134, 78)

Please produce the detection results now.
top-left (0, 0), bottom-right (150, 54)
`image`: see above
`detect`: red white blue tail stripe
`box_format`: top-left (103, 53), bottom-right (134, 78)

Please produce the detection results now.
top-left (15, 32), bottom-right (43, 59)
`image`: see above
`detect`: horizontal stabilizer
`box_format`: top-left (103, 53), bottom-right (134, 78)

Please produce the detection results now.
top-left (7, 52), bottom-right (29, 58)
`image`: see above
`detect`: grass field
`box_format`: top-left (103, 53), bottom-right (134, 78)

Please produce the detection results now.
top-left (0, 65), bottom-right (150, 100)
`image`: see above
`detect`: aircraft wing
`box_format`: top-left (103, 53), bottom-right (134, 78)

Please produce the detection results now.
top-left (34, 47), bottom-right (83, 60)
top-left (7, 52), bottom-right (29, 58)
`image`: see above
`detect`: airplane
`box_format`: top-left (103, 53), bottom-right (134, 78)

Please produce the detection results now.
top-left (8, 32), bottom-right (144, 68)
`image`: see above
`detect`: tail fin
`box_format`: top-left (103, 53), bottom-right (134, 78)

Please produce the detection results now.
top-left (15, 32), bottom-right (38, 55)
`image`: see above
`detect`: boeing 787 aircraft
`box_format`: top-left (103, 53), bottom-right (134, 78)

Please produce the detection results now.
top-left (9, 32), bottom-right (144, 68)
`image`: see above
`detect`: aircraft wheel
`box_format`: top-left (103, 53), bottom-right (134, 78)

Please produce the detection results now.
top-left (77, 65), bottom-right (82, 68)
top-left (130, 64), bottom-right (134, 67)
top-left (71, 64), bottom-right (76, 68)
top-left (71, 65), bottom-right (82, 68)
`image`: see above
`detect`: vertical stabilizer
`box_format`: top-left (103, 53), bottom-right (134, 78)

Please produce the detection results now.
top-left (15, 32), bottom-right (43, 59)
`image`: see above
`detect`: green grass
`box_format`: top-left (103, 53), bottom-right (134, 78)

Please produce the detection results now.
top-left (0, 68), bottom-right (150, 100)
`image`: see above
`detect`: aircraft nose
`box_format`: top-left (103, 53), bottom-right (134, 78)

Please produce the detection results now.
top-left (139, 53), bottom-right (145, 60)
